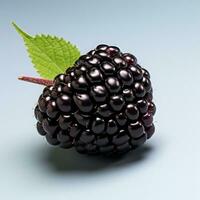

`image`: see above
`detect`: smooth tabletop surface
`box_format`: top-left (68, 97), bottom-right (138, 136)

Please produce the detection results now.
top-left (0, 0), bottom-right (199, 199)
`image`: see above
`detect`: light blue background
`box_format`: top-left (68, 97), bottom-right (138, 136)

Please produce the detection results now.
top-left (0, 0), bottom-right (199, 199)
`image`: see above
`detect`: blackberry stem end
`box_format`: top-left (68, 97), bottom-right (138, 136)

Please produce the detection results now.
top-left (18, 76), bottom-right (53, 86)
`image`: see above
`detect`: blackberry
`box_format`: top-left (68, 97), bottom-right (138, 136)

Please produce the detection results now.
top-left (35, 44), bottom-right (156, 156)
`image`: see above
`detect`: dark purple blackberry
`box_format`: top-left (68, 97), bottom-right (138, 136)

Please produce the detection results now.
top-left (35, 44), bottom-right (156, 156)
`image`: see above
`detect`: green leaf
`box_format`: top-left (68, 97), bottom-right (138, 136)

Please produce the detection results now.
top-left (12, 22), bottom-right (80, 79)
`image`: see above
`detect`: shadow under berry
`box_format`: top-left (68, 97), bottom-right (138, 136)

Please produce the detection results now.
top-left (40, 144), bottom-right (154, 173)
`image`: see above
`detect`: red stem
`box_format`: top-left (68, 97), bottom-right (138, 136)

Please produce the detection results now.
top-left (18, 76), bottom-right (53, 86)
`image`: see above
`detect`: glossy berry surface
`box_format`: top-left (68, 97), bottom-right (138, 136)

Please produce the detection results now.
top-left (35, 44), bottom-right (156, 156)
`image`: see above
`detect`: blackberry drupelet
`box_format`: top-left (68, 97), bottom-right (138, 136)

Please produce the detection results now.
top-left (35, 44), bottom-right (156, 156)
